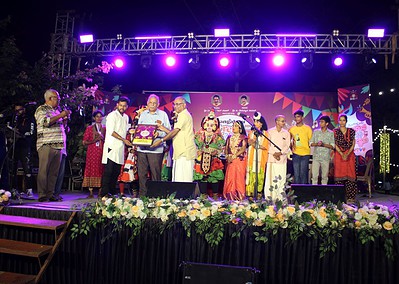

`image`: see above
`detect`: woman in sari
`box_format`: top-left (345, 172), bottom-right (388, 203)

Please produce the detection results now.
top-left (223, 120), bottom-right (248, 200)
top-left (246, 112), bottom-right (269, 199)
top-left (333, 114), bottom-right (357, 202)
top-left (82, 111), bottom-right (105, 198)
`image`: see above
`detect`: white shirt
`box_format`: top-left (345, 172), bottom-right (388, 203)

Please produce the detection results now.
top-left (102, 109), bottom-right (130, 165)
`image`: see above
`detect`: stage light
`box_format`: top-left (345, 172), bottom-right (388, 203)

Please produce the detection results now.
top-left (135, 35), bottom-right (172, 40)
top-left (368, 28), bottom-right (385, 38)
top-left (214, 28), bottom-right (230, 37)
top-left (363, 53), bottom-right (377, 70)
top-left (79, 34), bottom-right (94, 43)
top-left (300, 51), bottom-right (313, 70)
top-left (219, 55), bottom-right (230, 67)
top-left (114, 58), bottom-right (124, 68)
top-left (249, 52), bottom-right (261, 69)
top-left (117, 34), bottom-right (123, 40)
top-left (188, 54), bottom-right (200, 69)
top-left (165, 55), bottom-right (177, 67)
top-left (332, 54), bottom-right (343, 67)
top-left (140, 55), bottom-right (152, 69)
top-left (253, 29), bottom-right (260, 36)
top-left (378, 91), bottom-right (384, 95)
top-left (332, 30), bottom-right (340, 36)
top-left (272, 53), bottom-right (285, 67)
top-left (188, 32), bottom-right (194, 39)
top-left (390, 88), bottom-right (395, 93)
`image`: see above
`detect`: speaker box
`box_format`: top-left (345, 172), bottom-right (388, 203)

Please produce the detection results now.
top-left (181, 262), bottom-right (258, 284)
top-left (291, 184), bottom-right (345, 203)
top-left (146, 181), bottom-right (200, 199)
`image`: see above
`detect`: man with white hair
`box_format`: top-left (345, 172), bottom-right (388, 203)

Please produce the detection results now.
top-left (35, 89), bottom-right (70, 202)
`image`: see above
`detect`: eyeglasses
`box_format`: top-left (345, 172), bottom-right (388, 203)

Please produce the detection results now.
top-left (50, 96), bottom-right (60, 100)
top-left (173, 102), bottom-right (184, 106)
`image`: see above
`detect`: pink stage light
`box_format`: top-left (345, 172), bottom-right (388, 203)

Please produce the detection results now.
top-left (114, 58), bottom-right (124, 68)
top-left (219, 56), bottom-right (230, 67)
top-left (165, 55), bottom-right (176, 67)
top-left (272, 54), bottom-right (285, 67)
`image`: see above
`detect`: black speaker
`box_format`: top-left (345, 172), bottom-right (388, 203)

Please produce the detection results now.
top-left (291, 184), bottom-right (345, 203)
top-left (181, 262), bottom-right (258, 284)
top-left (146, 181), bottom-right (200, 199)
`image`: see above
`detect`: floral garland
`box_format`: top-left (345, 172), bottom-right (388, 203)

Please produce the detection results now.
top-left (71, 194), bottom-right (399, 259)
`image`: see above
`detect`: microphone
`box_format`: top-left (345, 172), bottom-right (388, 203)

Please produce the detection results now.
top-left (237, 112), bottom-right (249, 118)
top-left (25, 102), bottom-right (37, 106)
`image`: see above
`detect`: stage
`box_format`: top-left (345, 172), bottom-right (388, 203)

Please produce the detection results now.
top-left (1, 191), bottom-right (399, 284)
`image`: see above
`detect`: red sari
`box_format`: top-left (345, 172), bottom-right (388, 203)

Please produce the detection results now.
top-left (334, 128), bottom-right (357, 200)
top-left (82, 124), bottom-right (105, 188)
top-left (223, 134), bottom-right (247, 200)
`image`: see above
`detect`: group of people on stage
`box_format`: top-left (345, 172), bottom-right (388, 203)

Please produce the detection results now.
top-left (2, 89), bottom-right (357, 204)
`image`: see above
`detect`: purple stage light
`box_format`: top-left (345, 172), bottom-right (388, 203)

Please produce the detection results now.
top-left (114, 59), bottom-right (124, 68)
top-left (333, 56), bottom-right (343, 67)
top-left (272, 54), bottom-right (285, 67)
top-left (219, 56), bottom-right (230, 67)
top-left (368, 29), bottom-right (385, 38)
top-left (134, 35), bottom-right (172, 40)
top-left (165, 55), bottom-right (176, 67)
top-left (80, 34), bottom-right (94, 43)
top-left (214, 28), bottom-right (230, 37)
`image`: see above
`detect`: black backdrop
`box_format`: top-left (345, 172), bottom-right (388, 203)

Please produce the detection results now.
top-left (1, 206), bottom-right (399, 284)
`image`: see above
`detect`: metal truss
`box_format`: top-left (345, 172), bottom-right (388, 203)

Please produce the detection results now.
top-left (72, 33), bottom-right (398, 56)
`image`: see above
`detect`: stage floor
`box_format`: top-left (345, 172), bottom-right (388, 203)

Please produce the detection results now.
top-left (7, 189), bottom-right (399, 211)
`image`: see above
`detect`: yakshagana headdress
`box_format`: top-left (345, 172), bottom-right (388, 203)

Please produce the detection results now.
top-left (200, 109), bottom-right (220, 131)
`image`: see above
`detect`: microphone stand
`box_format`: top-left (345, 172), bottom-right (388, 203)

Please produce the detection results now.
top-left (241, 116), bottom-right (282, 200)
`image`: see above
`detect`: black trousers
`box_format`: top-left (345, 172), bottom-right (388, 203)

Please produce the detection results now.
top-left (101, 159), bottom-right (121, 196)
top-left (11, 146), bottom-right (33, 191)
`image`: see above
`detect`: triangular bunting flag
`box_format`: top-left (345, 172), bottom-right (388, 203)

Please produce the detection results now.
top-left (291, 102), bottom-right (302, 114)
top-left (302, 106), bottom-right (311, 117)
top-left (164, 102), bottom-right (174, 112)
top-left (182, 93), bottom-right (191, 104)
top-left (311, 109), bottom-right (322, 121)
top-left (315, 96), bottom-right (324, 108)
top-left (282, 97), bottom-right (293, 109)
top-left (305, 95), bottom-right (314, 106)
top-left (294, 93), bottom-right (304, 103)
top-left (273, 92), bottom-right (284, 103)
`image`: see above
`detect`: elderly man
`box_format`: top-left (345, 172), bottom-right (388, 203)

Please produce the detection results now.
top-left (152, 97), bottom-right (197, 182)
top-left (101, 96), bottom-right (132, 197)
top-left (137, 94), bottom-right (171, 196)
top-left (35, 89), bottom-right (70, 202)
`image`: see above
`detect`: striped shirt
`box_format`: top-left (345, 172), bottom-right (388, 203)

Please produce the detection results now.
top-left (35, 104), bottom-right (66, 151)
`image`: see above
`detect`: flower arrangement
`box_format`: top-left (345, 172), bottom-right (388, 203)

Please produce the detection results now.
top-left (71, 193), bottom-right (399, 259)
top-left (0, 189), bottom-right (12, 206)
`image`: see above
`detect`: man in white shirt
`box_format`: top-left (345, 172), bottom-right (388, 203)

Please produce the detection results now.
top-left (152, 97), bottom-right (197, 182)
top-left (101, 96), bottom-right (132, 197)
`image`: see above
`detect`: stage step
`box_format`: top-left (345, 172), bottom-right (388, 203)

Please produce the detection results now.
top-left (0, 271), bottom-right (36, 284)
top-left (0, 214), bottom-right (66, 231)
top-left (0, 239), bottom-right (53, 258)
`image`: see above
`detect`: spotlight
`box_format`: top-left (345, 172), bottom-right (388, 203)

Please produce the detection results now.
top-left (378, 91), bottom-right (383, 95)
top-left (79, 34), bottom-right (94, 43)
top-left (363, 54), bottom-right (377, 70)
top-left (114, 58), bottom-right (124, 68)
top-left (253, 29), bottom-right (260, 36)
top-left (188, 32), bottom-right (194, 39)
top-left (249, 52), bottom-right (261, 69)
top-left (272, 53), bottom-right (285, 67)
top-left (390, 88), bottom-right (395, 93)
top-left (165, 55), bottom-right (177, 67)
top-left (188, 54), bottom-right (200, 69)
top-left (332, 54), bottom-right (343, 67)
top-left (332, 30), bottom-right (340, 36)
top-left (140, 55), bottom-right (152, 69)
top-left (214, 28), bottom-right (230, 37)
top-left (300, 51), bottom-right (313, 70)
top-left (116, 34), bottom-right (123, 40)
top-left (368, 28), bottom-right (385, 38)
top-left (219, 55), bottom-right (230, 67)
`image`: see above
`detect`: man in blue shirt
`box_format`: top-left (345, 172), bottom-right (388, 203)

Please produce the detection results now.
top-left (137, 94), bottom-right (171, 196)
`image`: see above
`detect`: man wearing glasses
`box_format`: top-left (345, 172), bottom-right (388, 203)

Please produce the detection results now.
top-left (152, 97), bottom-right (196, 182)
top-left (34, 89), bottom-right (71, 202)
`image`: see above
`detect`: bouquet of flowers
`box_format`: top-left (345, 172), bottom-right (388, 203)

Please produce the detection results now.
top-left (0, 189), bottom-right (11, 206)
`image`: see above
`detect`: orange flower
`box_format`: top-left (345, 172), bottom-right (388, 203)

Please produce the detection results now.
top-left (383, 221), bottom-right (393, 231)
top-left (177, 210), bottom-right (187, 218)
